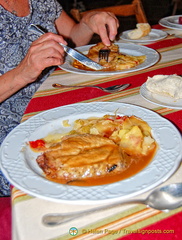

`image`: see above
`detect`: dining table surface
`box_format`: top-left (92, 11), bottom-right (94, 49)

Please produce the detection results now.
top-left (1, 23), bottom-right (182, 240)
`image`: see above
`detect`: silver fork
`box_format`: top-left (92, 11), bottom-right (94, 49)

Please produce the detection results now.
top-left (52, 83), bottom-right (130, 93)
top-left (99, 47), bottom-right (110, 62)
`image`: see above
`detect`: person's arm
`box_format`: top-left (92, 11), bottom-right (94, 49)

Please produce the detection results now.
top-left (0, 33), bottom-right (67, 103)
top-left (55, 10), bottom-right (119, 47)
top-left (0, 69), bottom-right (28, 102)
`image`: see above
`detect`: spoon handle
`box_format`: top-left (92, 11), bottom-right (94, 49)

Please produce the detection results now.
top-left (53, 83), bottom-right (101, 88)
top-left (42, 198), bottom-right (145, 227)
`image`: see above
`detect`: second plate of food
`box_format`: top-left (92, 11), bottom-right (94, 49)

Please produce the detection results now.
top-left (60, 43), bottom-right (160, 76)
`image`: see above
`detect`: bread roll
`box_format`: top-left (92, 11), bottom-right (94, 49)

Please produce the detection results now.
top-left (128, 23), bottom-right (151, 40)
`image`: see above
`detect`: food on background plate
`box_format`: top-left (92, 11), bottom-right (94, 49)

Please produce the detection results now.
top-left (29, 115), bottom-right (157, 186)
top-left (146, 74), bottom-right (182, 100)
top-left (179, 17), bottom-right (182, 24)
top-left (73, 42), bottom-right (146, 71)
top-left (127, 23), bottom-right (151, 40)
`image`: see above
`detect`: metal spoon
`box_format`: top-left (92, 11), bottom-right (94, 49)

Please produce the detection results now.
top-left (42, 183), bottom-right (182, 227)
top-left (52, 83), bottom-right (130, 93)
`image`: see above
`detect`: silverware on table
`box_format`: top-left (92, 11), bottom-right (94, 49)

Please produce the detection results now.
top-left (28, 24), bottom-right (104, 71)
top-left (42, 183), bottom-right (182, 227)
top-left (168, 33), bottom-right (182, 39)
top-left (99, 47), bottom-right (110, 62)
top-left (52, 83), bottom-right (130, 93)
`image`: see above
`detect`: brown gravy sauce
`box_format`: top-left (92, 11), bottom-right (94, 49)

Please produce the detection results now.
top-left (46, 144), bottom-right (157, 187)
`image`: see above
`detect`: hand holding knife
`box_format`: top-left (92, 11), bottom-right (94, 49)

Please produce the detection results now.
top-left (28, 24), bottom-right (103, 70)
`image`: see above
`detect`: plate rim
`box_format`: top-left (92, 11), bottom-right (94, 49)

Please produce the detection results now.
top-left (167, 15), bottom-right (182, 26)
top-left (0, 102), bottom-right (181, 204)
top-left (159, 15), bottom-right (182, 30)
top-left (60, 43), bottom-right (160, 76)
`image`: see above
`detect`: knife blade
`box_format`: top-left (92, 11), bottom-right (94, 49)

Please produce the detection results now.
top-left (59, 43), bottom-right (104, 70)
top-left (28, 24), bottom-right (103, 71)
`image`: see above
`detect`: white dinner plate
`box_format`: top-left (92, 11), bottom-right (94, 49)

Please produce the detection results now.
top-left (120, 29), bottom-right (167, 43)
top-left (159, 15), bottom-right (182, 30)
top-left (140, 83), bottom-right (182, 109)
top-left (60, 43), bottom-right (160, 76)
top-left (1, 102), bottom-right (182, 204)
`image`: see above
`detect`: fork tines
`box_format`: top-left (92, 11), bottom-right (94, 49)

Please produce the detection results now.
top-left (99, 48), bottom-right (110, 62)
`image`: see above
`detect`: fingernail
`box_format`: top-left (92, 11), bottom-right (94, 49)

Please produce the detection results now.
top-left (110, 36), bottom-right (115, 41)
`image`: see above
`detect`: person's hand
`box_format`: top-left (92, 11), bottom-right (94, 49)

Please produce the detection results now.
top-left (81, 11), bottom-right (119, 46)
top-left (16, 33), bottom-right (67, 84)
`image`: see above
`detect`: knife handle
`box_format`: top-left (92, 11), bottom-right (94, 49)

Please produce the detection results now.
top-left (28, 24), bottom-right (67, 50)
top-left (28, 24), bottom-right (45, 36)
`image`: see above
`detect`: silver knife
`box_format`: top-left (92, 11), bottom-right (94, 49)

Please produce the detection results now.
top-left (28, 24), bottom-right (103, 70)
